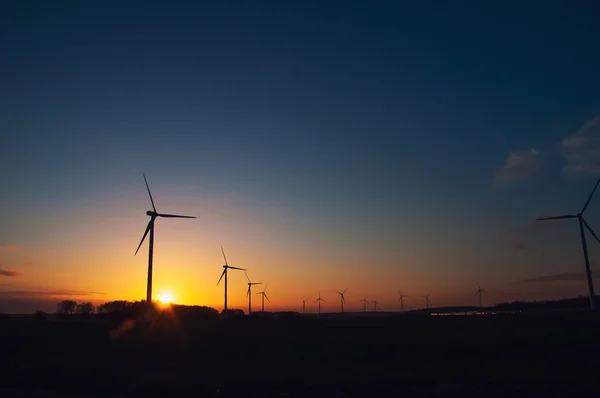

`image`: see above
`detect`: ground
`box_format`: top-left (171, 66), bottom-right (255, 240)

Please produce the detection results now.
top-left (1, 311), bottom-right (599, 397)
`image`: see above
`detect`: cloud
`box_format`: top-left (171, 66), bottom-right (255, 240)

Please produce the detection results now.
top-left (494, 148), bottom-right (541, 183)
top-left (0, 267), bottom-right (21, 277)
top-left (0, 244), bottom-right (18, 252)
top-left (516, 271), bottom-right (599, 284)
top-left (562, 116), bottom-right (600, 174)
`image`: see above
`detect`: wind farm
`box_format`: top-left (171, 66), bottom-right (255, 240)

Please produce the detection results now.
top-left (3, 2), bottom-right (600, 395)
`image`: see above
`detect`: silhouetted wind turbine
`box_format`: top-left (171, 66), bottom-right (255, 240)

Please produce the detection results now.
top-left (360, 296), bottom-right (368, 312)
top-left (424, 294), bottom-right (431, 309)
top-left (256, 284), bottom-right (270, 312)
top-left (474, 283), bottom-right (485, 308)
top-left (216, 246), bottom-right (246, 310)
top-left (536, 178), bottom-right (600, 311)
top-left (372, 300), bottom-right (378, 312)
top-left (398, 290), bottom-right (408, 312)
top-left (245, 272), bottom-right (262, 315)
top-left (135, 174), bottom-right (195, 304)
top-left (336, 288), bottom-right (348, 313)
top-left (315, 293), bottom-right (326, 315)
top-left (302, 299), bottom-right (308, 313)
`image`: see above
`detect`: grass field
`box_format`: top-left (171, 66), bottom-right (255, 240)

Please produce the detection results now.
top-left (1, 311), bottom-right (600, 397)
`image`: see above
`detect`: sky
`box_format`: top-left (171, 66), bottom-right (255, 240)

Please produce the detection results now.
top-left (2, 1), bottom-right (600, 313)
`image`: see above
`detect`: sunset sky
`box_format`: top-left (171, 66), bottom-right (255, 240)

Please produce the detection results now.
top-left (2, 2), bottom-right (600, 313)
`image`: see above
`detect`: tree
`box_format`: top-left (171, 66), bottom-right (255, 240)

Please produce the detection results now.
top-left (76, 302), bottom-right (95, 314)
top-left (97, 300), bottom-right (130, 314)
top-left (57, 300), bottom-right (77, 314)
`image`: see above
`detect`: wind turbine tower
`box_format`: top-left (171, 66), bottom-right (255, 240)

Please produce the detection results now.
top-left (475, 283), bottom-right (485, 308)
top-left (256, 284), bottom-right (270, 312)
top-left (424, 294), bottom-right (431, 310)
top-left (315, 293), bottom-right (326, 315)
top-left (216, 246), bottom-right (246, 310)
top-left (337, 288), bottom-right (348, 313)
top-left (536, 178), bottom-right (600, 310)
top-left (360, 296), bottom-right (368, 312)
top-left (135, 174), bottom-right (196, 304)
top-left (302, 299), bottom-right (308, 313)
top-left (398, 290), bottom-right (407, 313)
top-left (245, 272), bottom-right (262, 315)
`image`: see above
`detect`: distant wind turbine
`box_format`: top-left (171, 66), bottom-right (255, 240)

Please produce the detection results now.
top-left (244, 272), bottom-right (262, 315)
top-left (397, 290), bottom-right (408, 313)
top-left (135, 174), bottom-right (195, 304)
top-left (360, 296), bottom-right (368, 312)
top-left (474, 283), bottom-right (485, 308)
top-left (256, 284), bottom-right (270, 312)
top-left (337, 288), bottom-right (348, 313)
top-left (536, 178), bottom-right (600, 311)
top-left (315, 293), bottom-right (326, 315)
top-left (302, 299), bottom-right (308, 313)
top-left (216, 246), bottom-right (246, 310)
top-left (372, 300), bottom-right (378, 312)
top-left (424, 294), bottom-right (431, 309)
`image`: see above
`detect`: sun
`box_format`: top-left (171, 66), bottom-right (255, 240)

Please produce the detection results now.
top-left (158, 292), bottom-right (174, 304)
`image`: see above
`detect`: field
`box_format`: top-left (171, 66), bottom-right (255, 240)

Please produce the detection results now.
top-left (1, 311), bottom-right (600, 397)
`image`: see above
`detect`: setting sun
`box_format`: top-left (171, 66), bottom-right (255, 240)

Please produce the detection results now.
top-left (158, 292), bottom-right (174, 304)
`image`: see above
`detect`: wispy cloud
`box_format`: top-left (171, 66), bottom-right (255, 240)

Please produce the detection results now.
top-left (516, 271), bottom-right (599, 284)
top-left (0, 244), bottom-right (18, 252)
top-left (494, 148), bottom-right (541, 183)
top-left (0, 267), bottom-right (21, 277)
top-left (561, 116), bottom-right (600, 174)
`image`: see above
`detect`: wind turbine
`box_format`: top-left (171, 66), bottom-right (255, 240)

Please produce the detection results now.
top-left (424, 294), bottom-right (431, 309)
top-left (245, 272), bottom-right (262, 315)
top-left (315, 293), bottom-right (326, 315)
top-left (216, 246), bottom-right (246, 310)
top-left (536, 178), bottom-right (600, 311)
top-left (474, 283), bottom-right (485, 308)
top-left (256, 284), bottom-right (270, 312)
top-left (372, 300), bottom-right (378, 312)
top-left (302, 299), bottom-right (308, 313)
top-left (336, 288), bottom-right (348, 313)
top-left (135, 174), bottom-right (195, 304)
top-left (360, 296), bottom-right (368, 312)
top-left (397, 290), bottom-right (408, 312)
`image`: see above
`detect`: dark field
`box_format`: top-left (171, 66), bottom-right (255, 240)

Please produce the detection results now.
top-left (2, 312), bottom-right (600, 397)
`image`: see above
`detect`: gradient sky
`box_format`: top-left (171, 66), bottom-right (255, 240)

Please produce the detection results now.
top-left (2, 1), bottom-right (600, 313)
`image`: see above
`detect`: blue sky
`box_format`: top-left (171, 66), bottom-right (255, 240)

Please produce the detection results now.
top-left (1, 1), bottom-right (600, 312)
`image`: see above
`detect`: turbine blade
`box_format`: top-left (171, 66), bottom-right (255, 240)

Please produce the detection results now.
top-left (157, 213), bottom-right (196, 219)
top-left (263, 283), bottom-right (268, 292)
top-left (245, 271), bottom-right (250, 283)
top-left (229, 266), bottom-right (246, 271)
top-left (143, 174), bottom-right (157, 212)
top-left (264, 293), bottom-right (270, 302)
top-left (583, 219), bottom-right (600, 244)
top-left (221, 246), bottom-right (228, 266)
top-left (343, 288), bottom-right (348, 294)
top-left (134, 220), bottom-right (153, 255)
top-left (536, 215), bottom-right (577, 221)
top-left (216, 269), bottom-right (226, 286)
top-left (246, 286), bottom-right (250, 298)
top-left (582, 178), bottom-right (600, 214)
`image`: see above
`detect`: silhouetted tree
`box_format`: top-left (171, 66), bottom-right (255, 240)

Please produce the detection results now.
top-left (76, 302), bottom-right (95, 314)
top-left (57, 300), bottom-right (77, 314)
top-left (97, 300), bottom-right (130, 314)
